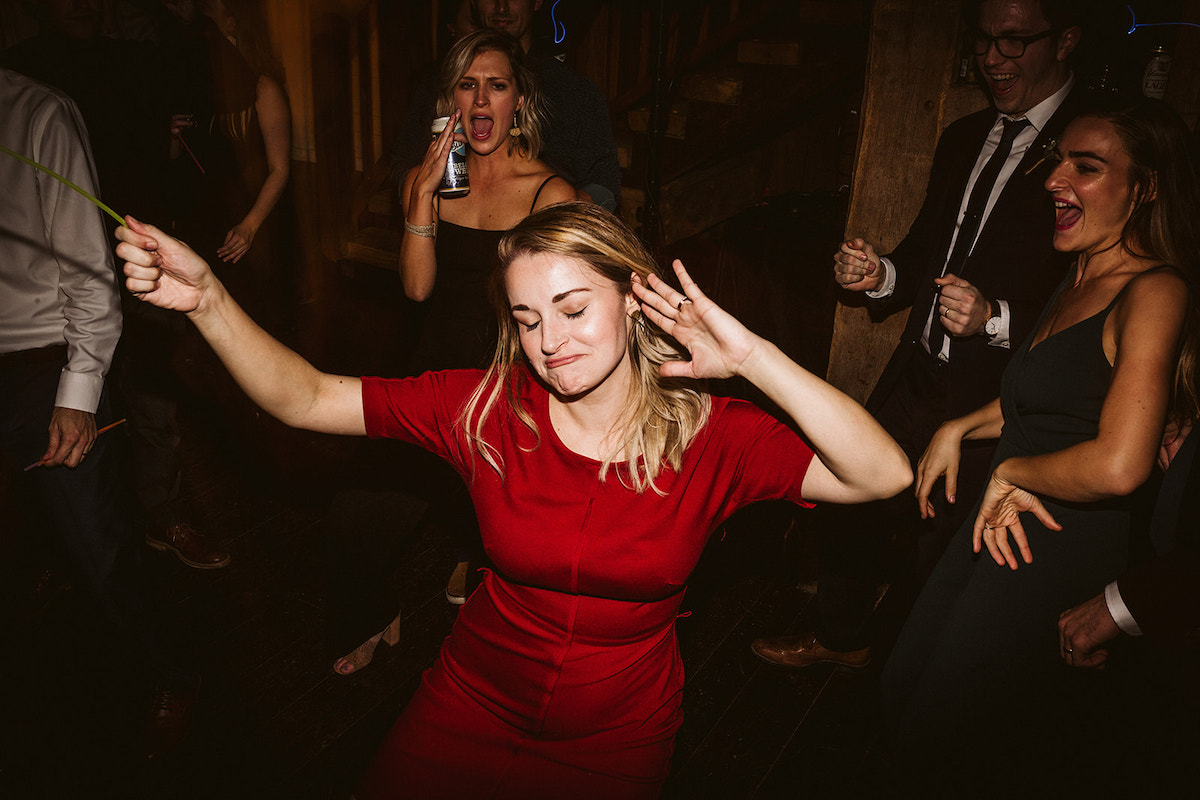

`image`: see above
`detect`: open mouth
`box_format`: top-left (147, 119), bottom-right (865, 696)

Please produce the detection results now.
top-left (987, 71), bottom-right (1018, 95)
top-left (470, 116), bottom-right (494, 140)
top-left (1054, 200), bottom-right (1082, 231)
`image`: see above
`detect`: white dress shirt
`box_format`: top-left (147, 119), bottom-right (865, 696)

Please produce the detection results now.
top-left (868, 75), bottom-right (1075, 361)
top-left (0, 68), bottom-right (121, 414)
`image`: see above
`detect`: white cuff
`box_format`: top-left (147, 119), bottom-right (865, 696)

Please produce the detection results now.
top-left (1105, 581), bottom-right (1143, 637)
top-left (865, 257), bottom-right (896, 299)
top-left (54, 369), bottom-right (104, 415)
top-left (985, 299), bottom-right (1011, 349)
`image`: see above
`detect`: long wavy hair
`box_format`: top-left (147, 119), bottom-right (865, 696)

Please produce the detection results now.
top-left (457, 203), bottom-right (712, 494)
top-left (435, 29), bottom-right (546, 160)
top-left (1081, 98), bottom-right (1200, 427)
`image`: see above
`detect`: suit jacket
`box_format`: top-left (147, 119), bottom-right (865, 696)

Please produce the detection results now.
top-left (1119, 432), bottom-right (1200, 657)
top-left (866, 88), bottom-right (1082, 419)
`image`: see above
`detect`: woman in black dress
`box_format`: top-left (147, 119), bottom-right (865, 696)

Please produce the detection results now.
top-left (888, 98), bottom-right (1200, 776)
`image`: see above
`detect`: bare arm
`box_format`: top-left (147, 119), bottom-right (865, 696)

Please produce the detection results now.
top-left (117, 218), bottom-right (364, 435)
top-left (400, 112), bottom-right (459, 301)
top-left (993, 272), bottom-right (1184, 502)
top-left (633, 261), bottom-right (912, 504)
top-left (218, 75), bottom-right (291, 264)
top-left (531, 175), bottom-right (576, 211)
top-left (977, 270), bottom-right (1187, 568)
top-left (915, 398), bottom-right (1003, 518)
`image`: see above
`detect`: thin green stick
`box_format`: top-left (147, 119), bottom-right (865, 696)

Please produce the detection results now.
top-left (0, 143), bottom-right (127, 227)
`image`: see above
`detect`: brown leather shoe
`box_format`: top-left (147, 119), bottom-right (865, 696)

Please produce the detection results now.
top-left (751, 631), bottom-right (871, 671)
top-left (445, 560), bottom-right (470, 605)
top-left (145, 682), bottom-right (198, 760)
top-left (146, 522), bottom-right (231, 569)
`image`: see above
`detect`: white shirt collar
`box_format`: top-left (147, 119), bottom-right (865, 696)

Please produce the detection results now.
top-left (1001, 73), bottom-right (1074, 134)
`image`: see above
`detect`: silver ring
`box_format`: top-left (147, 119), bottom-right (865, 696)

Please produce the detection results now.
top-left (1065, 648), bottom-right (1073, 654)
top-left (677, 298), bottom-right (691, 311)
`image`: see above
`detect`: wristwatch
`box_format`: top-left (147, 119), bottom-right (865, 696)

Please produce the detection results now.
top-left (984, 301), bottom-right (1002, 336)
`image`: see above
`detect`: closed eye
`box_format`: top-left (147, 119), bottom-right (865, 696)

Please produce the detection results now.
top-left (566, 307), bottom-right (587, 319)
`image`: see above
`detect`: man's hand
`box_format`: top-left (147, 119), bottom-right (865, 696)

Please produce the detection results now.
top-left (1058, 593), bottom-right (1122, 669)
top-left (834, 238), bottom-right (883, 292)
top-left (41, 407), bottom-right (97, 468)
top-left (934, 273), bottom-right (991, 336)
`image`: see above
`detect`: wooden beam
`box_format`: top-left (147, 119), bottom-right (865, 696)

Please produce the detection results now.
top-left (312, 11), bottom-right (356, 262)
top-left (825, 0), bottom-right (988, 402)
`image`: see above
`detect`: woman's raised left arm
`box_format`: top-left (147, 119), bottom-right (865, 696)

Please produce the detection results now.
top-left (976, 269), bottom-right (1188, 568)
top-left (632, 260), bottom-right (911, 504)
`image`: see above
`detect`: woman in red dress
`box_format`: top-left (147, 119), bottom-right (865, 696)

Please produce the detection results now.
top-left (116, 203), bottom-right (911, 797)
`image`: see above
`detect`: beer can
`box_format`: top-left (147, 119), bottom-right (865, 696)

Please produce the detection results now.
top-left (432, 115), bottom-right (470, 198)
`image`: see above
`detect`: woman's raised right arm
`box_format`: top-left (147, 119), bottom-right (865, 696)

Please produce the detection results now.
top-left (914, 398), bottom-right (1004, 518)
top-left (116, 218), bottom-right (365, 435)
top-left (400, 111), bottom-right (460, 301)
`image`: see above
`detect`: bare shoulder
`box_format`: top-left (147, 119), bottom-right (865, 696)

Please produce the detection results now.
top-left (256, 74), bottom-right (287, 105)
top-left (531, 172), bottom-right (577, 209)
top-left (1112, 265), bottom-right (1188, 339)
top-left (1118, 265), bottom-right (1188, 310)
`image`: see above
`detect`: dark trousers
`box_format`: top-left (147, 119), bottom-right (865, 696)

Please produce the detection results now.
top-left (813, 351), bottom-right (995, 651)
top-left (0, 353), bottom-right (184, 683)
top-left (116, 300), bottom-right (188, 527)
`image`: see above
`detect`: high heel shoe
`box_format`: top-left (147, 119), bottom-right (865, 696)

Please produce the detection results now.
top-left (333, 613), bottom-right (401, 676)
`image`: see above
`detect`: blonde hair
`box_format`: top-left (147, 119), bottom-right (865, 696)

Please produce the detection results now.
top-left (458, 203), bottom-right (711, 494)
top-left (435, 29), bottom-right (546, 160)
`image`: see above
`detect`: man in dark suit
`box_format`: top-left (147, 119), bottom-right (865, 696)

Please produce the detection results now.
top-left (754, 0), bottom-right (1083, 669)
top-left (1052, 426), bottom-right (1199, 793)
top-left (1058, 427), bottom-right (1200, 666)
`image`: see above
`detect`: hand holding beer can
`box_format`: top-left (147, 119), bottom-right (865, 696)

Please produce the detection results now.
top-left (432, 115), bottom-right (470, 198)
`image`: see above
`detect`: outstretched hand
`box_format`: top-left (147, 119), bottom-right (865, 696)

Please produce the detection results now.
top-left (115, 216), bottom-right (216, 314)
top-left (915, 421), bottom-right (963, 519)
top-left (630, 259), bottom-right (760, 381)
top-left (972, 466), bottom-right (1061, 569)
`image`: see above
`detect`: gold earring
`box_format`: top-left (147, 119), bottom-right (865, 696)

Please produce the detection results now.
top-left (510, 110), bottom-right (522, 138)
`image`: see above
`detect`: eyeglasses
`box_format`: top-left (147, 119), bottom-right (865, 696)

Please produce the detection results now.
top-left (969, 28), bottom-right (1056, 59)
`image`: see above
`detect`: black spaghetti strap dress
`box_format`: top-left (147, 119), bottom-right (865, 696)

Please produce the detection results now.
top-left (881, 268), bottom-right (1177, 747)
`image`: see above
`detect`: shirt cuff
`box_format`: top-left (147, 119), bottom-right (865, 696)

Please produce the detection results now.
top-left (985, 299), bottom-right (1011, 348)
top-left (865, 257), bottom-right (896, 299)
top-left (1105, 580), bottom-right (1143, 636)
top-left (54, 369), bottom-right (104, 415)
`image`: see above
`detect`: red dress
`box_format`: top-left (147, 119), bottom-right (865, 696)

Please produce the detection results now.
top-left (356, 369), bottom-right (814, 799)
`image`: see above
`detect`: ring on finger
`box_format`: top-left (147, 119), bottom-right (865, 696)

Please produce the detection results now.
top-left (676, 298), bottom-right (692, 311)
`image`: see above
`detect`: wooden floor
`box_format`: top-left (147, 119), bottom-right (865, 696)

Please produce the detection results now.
top-left (0, 194), bottom-right (912, 799)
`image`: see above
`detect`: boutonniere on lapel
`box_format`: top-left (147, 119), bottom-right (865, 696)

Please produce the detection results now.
top-left (1024, 137), bottom-right (1061, 176)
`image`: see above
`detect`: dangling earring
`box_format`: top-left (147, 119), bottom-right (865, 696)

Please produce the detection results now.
top-left (509, 109), bottom-right (522, 138)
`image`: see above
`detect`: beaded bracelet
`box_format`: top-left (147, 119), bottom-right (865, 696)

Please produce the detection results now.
top-left (404, 219), bottom-right (437, 238)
